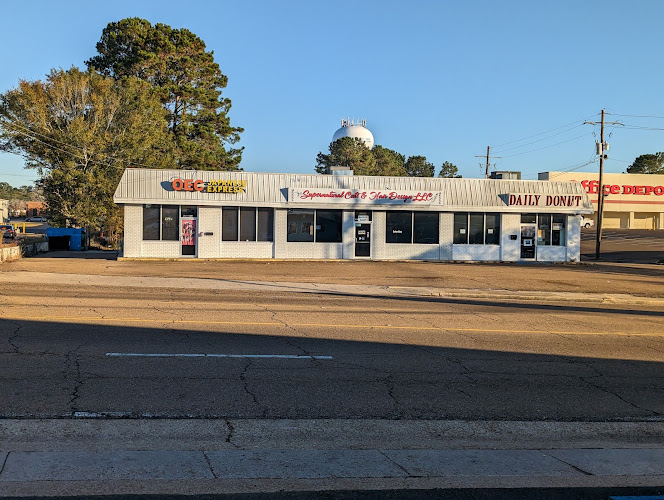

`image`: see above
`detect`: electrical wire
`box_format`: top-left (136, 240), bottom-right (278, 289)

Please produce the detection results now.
top-left (0, 120), bottom-right (169, 170)
top-left (491, 113), bottom-right (598, 150)
top-left (608, 113), bottom-right (664, 119)
top-left (492, 123), bottom-right (586, 154)
top-left (499, 133), bottom-right (594, 158)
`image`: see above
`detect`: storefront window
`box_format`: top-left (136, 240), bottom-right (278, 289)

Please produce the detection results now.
top-left (538, 215), bottom-right (551, 245)
top-left (161, 206), bottom-right (179, 241)
top-left (143, 205), bottom-right (161, 240)
top-left (552, 215), bottom-right (566, 246)
top-left (316, 210), bottom-right (343, 242)
top-left (257, 208), bottom-right (274, 241)
top-left (240, 207), bottom-right (256, 241)
top-left (386, 211), bottom-right (412, 243)
top-left (485, 213), bottom-right (500, 245)
top-left (469, 213), bottom-right (484, 244)
top-left (287, 209), bottom-right (314, 242)
top-left (413, 212), bottom-right (439, 244)
top-left (143, 205), bottom-right (179, 241)
top-left (521, 213), bottom-right (536, 224)
top-left (181, 206), bottom-right (198, 217)
top-left (222, 207), bottom-right (238, 241)
top-left (536, 214), bottom-right (566, 246)
top-left (454, 213), bottom-right (468, 244)
top-left (454, 213), bottom-right (500, 245)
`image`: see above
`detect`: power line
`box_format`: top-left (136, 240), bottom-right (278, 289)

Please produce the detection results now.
top-left (1, 121), bottom-right (168, 171)
top-left (492, 123), bottom-right (586, 154)
top-left (499, 133), bottom-right (593, 158)
top-left (608, 113), bottom-right (664, 119)
top-left (491, 113), bottom-right (598, 150)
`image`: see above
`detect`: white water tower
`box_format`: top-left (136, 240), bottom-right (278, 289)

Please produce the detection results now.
top-left (332, 118), bottom-right (374, 149)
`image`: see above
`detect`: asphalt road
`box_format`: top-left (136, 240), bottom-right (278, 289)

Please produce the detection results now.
top-left (2, 279), bottom-right (663, 421)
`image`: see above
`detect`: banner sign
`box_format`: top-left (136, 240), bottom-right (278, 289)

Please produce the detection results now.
top-left (171, 178), bottom-right (247, 194)
top-left (289, 188), bottom-right (442, 205)
top-left (507, 194), bottom-right (583, 207)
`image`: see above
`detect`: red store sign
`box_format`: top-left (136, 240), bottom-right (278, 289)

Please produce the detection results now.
top-left (578, 180), bottom-right (664, 196)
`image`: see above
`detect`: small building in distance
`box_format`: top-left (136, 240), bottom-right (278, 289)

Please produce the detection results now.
top-left (25, 201), bottom-right (46, 218)
top-left (0, 199), bottom-right (8, 223)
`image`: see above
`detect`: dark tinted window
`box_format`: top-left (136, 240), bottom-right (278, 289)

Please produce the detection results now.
top-left (386, 211), bottom-right (412, 243)
top-left (161, 206), bottom-right (179, 241)
top-left (485, 213), bottom-right (500, 245)
top-left (469, 213), bottom-right (484, 244)
top-left (222, 207), bottom-right (238, 241)
top-left (143, 205), bottom-right (160, 240)
top-left (316, 210), bottom-right (342, 242)
top-left (413, 212), bottom-right (439, 244)
top-left (257, 208), bottom-right (274, 241)
top-left (454, 213), bottom-right (468, 244)
top-left (240, 207), bottom-right (256, 241)
top-left (287, 209), bottom-right (314, 242)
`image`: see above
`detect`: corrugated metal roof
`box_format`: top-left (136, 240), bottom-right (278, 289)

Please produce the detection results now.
top-left (113, 169), bottom-right (594, 213)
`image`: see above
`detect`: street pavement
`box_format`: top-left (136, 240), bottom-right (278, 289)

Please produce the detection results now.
top-left (1, 255), bottom-right (663, 497)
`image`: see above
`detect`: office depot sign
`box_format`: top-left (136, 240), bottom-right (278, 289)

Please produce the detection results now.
top-left (579, 180), bottom-right (664, 196)
top-left (289, 188), bottom-right (442, 205)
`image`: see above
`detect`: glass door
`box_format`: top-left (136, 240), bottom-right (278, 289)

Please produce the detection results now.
top-left (520, 224), bottom-right (536, 259)
top-left (354, 211), bottom-right (371, 258)
top-left (181, 206), bottom-right (198, 257)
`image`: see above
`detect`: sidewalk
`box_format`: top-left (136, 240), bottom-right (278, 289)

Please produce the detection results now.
top-left (2, 419), bottom-right (663, 497)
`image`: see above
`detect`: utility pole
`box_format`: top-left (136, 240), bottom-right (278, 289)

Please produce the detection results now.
top-left (584, 110), bottom-right (622, 260)
top-left (475, 146), bottom-right (502, 178)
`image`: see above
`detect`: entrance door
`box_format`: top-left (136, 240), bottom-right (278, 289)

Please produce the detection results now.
top-left (181, 218), bottom-right (197, 256)
top-left (354, 211), bottom-right (372, 258)
top-left (355, 223), bottom-right (371, 257)
top-left (520, 224), bottom-right (536, 259)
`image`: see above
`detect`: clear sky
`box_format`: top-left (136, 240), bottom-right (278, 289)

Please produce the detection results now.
top-left (1, 0), bottom-right (663, 186)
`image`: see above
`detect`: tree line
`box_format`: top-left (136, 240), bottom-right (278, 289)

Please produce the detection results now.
top-left (315, 137), bottom-right (461, 178)
top-left (0, 18), bottom-right (242, 240)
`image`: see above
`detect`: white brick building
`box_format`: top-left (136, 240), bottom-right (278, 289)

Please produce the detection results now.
top-left (114, 169), bottom-right (593, 262)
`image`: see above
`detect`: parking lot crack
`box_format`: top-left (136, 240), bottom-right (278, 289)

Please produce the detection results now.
top-left (240, 359), bottom-right (261, 411)
top-left (7, 320), bottom-right (22, 353)
top-left (580, 376), bottom-right (662, 416)
top-left (201, 451), bottom-right (218, 478)
top-left (377, 449), bottom-right (413, 477)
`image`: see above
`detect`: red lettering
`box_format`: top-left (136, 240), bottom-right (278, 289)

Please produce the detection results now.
top-left (183, 179), bottom-right (194, 191)
top-left (645, 186), bottom-right (655, 195)
top-left (635, 186), bottom-right (645, 195)
top-left (610, 184), bottom-right (620, 195)
top-left (588, 181), bottom-right (599, 194)
top-left (656, 186), bottom-right (664, 196)
top-left (172, 179), bottom-right (184, 191)
top-left (194, 180), bottom-right (205, 192)
top-left (623, 185), bottom-right (634, 194)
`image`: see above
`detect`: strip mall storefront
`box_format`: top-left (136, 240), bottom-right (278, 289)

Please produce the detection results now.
top-left (114, 169), bottom-right (593, 262)
top-left (539, 171), bottom-right (664, 229)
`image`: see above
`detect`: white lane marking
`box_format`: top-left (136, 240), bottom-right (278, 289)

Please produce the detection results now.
top-left (106, 353), bottom-right (333, 359)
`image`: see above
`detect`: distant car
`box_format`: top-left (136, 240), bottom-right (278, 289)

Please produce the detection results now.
top-left (25, 216), bottom-right (47, 222)
top-left (581, 217), bottom-right (595, 228)
top-left (1, 224), bottom-right (16, 239)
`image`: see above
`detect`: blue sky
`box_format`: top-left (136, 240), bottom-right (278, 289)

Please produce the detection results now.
top-left (1, 0), bottom-right (663, 186)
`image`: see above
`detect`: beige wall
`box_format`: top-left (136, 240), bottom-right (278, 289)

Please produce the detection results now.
top-left (541, 172), bottom-right (664, 229)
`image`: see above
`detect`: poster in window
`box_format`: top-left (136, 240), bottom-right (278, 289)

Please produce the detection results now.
top-left (288, 222), bottom-right (298, 234)
top-left (301, 222), bottom-right (313, 235)
top-left (182, 220), bottom-right (196, 245)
